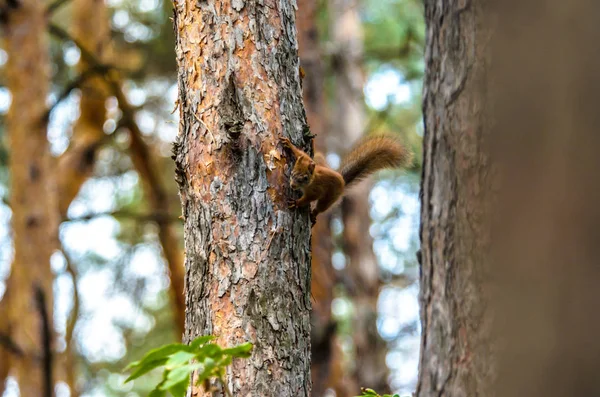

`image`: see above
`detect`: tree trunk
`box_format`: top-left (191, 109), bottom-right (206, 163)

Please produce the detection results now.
top-left (417, 1), bottom-right (493, 396)
top-left (296, 2), bottom-right (346, 396)
top-left (56, 0), bottom-right (112, 218)
top-left (54, 3), bottom-right (114, 394)
top-left (3, 0), bottom-right (59, 395)
top-left (330, 0), bottom-right (390, 392)
top-left (117, 89), bottom-right (186, 336)
top-left (491, 1), bottom-right (600, 396)
top-left (172, 1), bottom-right (312, 396)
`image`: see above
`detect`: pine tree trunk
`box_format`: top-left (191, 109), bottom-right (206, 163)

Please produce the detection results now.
top-left (330, 0), bottom-right (390, 392)
top-left (3, 0), bottom-right (58, 395)
top-left (172, 1), bottom-right (312, 395)
top-left (417, 1), bottom-right (493, 396)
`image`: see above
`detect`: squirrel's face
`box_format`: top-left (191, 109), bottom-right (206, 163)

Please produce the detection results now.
top-left (290, 158), bottom-right (315, 190)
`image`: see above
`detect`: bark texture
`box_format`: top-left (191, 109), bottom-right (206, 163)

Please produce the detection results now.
top-left (296, 2), bottom-right (345, 396)
top-left (331, 0), bottom-right (389, 392)
top-left (3, 0), bottom-right (58, 394)
top-left (172, 1), bottom-right (312, 395)
top-left (417, 1), bottom-right (493, 396)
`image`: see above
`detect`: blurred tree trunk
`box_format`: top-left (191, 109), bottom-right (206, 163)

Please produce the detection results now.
top-left (53, 2), bottom-right (114, 394)
top-left (416, 1), bottom-right (493, 396)
top-left (491, 1), bottom-right (600, 396)
top-left (172, 1), bottom-right (312, 396)
top-left (116, 89), bottom-right (186, 337)
top-left (56, 0), bottom-right (112, 218)
top-left (330, 0), bottom-right (390, 392)
top-left (2, 0), bottom-right (59, 395)
top-left (51, 10), bottom-right (187, 335)
top-left (297, 2), bottom-right (348, 397)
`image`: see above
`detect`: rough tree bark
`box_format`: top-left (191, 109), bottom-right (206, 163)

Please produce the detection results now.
top-left (296, 2), bottom-right (348, 396)
top-left (172, 1), bottom-right (312, 396)
top-left (417, 1), bottom-right (493, 396)
top-left (2, 0), bottom-right (59, 395)
top-left (330, 0), bottom-right (390, 392)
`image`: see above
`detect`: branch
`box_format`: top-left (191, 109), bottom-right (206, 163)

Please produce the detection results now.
top-left (48, 23), bottom-right (135, 75)
top-left (61, 246), bottom-right (81, 397)
top-left (0, 332), bottom-right (23, 357)
top-left (46, 0), bottom-right (71, 15)
top-left (34, 285), bottom-right (53, 397)
top-left (44, 64), bottom-right (111, 122)
top-left (49, 23), bottom-right (98, 67)
top-left (61, 249), bottom-right (79, 346)
top-left (65, 210), bottom-right (181, 224)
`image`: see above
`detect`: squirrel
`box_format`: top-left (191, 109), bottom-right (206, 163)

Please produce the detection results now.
top-left (279, 134), bottom-right (412, 225)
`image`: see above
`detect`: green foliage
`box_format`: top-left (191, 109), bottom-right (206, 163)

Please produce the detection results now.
top-left (124, 335), bottom-right (253, 397)
top-left (356, 387), bottom-right (405, 397)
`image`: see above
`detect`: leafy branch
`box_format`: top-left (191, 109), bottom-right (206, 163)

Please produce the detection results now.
top-left (356, 387), bottom-right (404, 397)
top-left (124, 335), bottom-right (253, 397)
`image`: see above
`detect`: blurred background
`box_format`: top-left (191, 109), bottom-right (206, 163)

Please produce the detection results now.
top-left (0, 0), bottom-right (424, 395)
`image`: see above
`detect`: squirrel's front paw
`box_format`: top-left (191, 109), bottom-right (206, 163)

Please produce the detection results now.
top-left (288, 199), bottom-right (297, 209)
top-left (279, 135), bottom-right (292, 148)
top-left (310, 213), bottom-right (318, 227)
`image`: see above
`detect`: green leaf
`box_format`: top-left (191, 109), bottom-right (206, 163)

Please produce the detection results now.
top-left (222, 342), bottom-right (253, 358)
top-left (148, 389), bottom-right (167, 397)
top-left (196, 358), bottom-right (218, 383)
top-left (124, 357), bottom-right (168, 382)
top-left (218, 356), bottom-right (232, 367)
top-left (161, 364), bottom-right (203, 390)
top-left (165, 351), bottom-right (196, 369)
top-left (167, 378), bottom-right (189, 397)
top-left (358, 389), bottom-right (379, 397)
top-left (198, 343), bottom-right (223, 359)
top-left (190, 335), bottom-right (215, 350)
top-left (125, 343), bottom-right (191, 370)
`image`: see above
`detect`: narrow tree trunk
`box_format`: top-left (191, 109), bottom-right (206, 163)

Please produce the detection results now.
top-left (172, 1), bottom-right (312, 396)
top-left (54, 3), bottom-right (114, 394)
top-left (49, 17), bottom-right (187, 336)
top-left (296, 2), bottom-right (345, 396)
top-left (330, 0), bottom-right (390, 392)
top-left (56, 0), bottom-right (112, 218)
top-left (3, 0), bottom-right (58, 395)
top-left (417, 1), bottom-right (493, 396)
top-left (118, 92), bottom-right (186, 336)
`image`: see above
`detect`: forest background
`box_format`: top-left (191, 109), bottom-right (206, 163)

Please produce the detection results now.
top-left (0, 0), bottom-right (424, 396)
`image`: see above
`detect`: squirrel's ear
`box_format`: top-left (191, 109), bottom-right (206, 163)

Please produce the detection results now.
top-left (308, 162), bottom-right (316, 173)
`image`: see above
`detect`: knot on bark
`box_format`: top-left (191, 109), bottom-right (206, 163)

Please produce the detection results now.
top-left (220, 75), bottom-right (245, 151)
top-left (172, 135), bottom-right (187, 188)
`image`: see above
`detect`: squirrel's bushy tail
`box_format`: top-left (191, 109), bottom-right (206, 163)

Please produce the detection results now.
top-left (339, 134), bottom-right (412, 187)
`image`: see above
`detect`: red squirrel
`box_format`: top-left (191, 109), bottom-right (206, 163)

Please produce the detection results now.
top-left (279, 134), bottom-right (412, 225)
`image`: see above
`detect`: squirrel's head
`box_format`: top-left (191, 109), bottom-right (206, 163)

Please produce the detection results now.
top-left (290, 157), bottom-right (315, 190)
